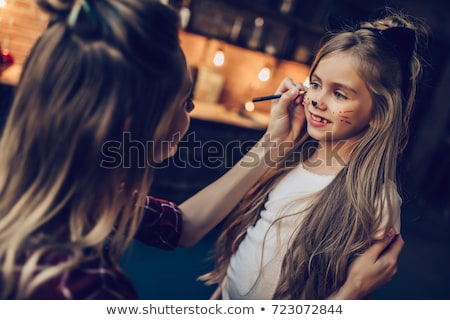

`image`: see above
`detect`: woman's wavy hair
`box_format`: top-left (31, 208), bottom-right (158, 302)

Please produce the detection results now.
top-left (0, 0), bottom-right (184, 298)
top-left (201, 9), bottom-right (427, 299)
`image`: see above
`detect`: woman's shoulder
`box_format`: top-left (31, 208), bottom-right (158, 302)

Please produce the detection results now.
top-left (28, 254), bottom-right (137, 299)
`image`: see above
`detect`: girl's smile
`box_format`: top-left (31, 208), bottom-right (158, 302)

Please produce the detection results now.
top-left (308, 110), bottom-right (333, 127)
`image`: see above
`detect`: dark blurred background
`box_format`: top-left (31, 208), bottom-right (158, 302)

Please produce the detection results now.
top-left (1, 0), bottom-right (449, 299)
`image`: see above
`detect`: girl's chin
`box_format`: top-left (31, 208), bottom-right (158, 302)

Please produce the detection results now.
top-left (306, 125), bottom-right (327, 139)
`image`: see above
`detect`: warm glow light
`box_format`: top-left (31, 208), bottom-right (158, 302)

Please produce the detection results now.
top-left (258, 67), bottom-right (271, 82)
top-left (0, 0), bottom-right (7, 8)
top-left (303, 77), bottom-right (310, 89)
top-left (255, 17), bottom-right (264, 28)
top-left (244, 101), bottom-right (255, 112)
top-left (213, 50), bottom-right (225, 67)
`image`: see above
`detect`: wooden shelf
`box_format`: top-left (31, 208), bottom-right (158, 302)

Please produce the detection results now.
top-left (0, 65), bottom-right (269, 131)
top-left (190, 101), bottom-right (268, 130)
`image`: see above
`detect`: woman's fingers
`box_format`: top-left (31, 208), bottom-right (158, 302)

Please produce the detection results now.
top-left (377, 234), bottom-right (404, 277)
top-left (274, 77), bottom-right (296, 94)
top-left (266, 77), bottom-right (307, 145)
top-left (364, 228), bottom-right (398, 260)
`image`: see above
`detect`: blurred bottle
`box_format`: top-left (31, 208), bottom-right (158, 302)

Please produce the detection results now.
top-left (279, 0), bottom-right (296, 14)
top-left (179, 0), bottom-right (191, 30)
top-left (0, 38), bottom-right (14, 73)
top-left (193, 49), bottom-right (225, 104)
top-left (229, 16), bottom-right (244, 43)
top-left (247, 17), bottom-right (264, 50)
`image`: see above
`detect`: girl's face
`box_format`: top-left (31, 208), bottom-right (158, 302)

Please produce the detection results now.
top-left (152, 52), bottom-right (194, 162)
top-left (303, 51), bottom-right (373, 145)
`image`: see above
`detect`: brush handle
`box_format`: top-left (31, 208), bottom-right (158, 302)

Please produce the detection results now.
top-left (252, 90), bottom-right (306, 103)
top-left (251, 94), bottom-right (282, 102)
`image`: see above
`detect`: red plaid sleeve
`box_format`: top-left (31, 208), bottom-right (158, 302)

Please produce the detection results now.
top-left (134, 196), bottom-right (183, 250)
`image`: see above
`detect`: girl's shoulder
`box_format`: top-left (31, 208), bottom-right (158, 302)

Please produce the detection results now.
top-left (372, 180), bottom-right (402, 240)
top-left (383, 180), bottom-right (402, 205)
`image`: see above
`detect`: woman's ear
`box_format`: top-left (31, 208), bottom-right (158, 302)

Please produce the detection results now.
top-left (369, 111), bottom-right (377, 128)
top-left (124, 116), bottom-right (133, 131)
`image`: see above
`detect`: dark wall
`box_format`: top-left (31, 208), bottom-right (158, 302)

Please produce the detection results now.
top-left (0, 84), bottom-right (14, 133)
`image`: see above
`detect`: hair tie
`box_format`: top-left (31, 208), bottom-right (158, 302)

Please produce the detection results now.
top-left (374, 27), bottom-right (416, 63)
top-left (67, 0), bottom-right (91, 28)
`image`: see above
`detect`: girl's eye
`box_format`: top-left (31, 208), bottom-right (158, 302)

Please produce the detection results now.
top-left (310, 82), bottom-right (320, 89)
top-left (335, 91), bottom-right (347, 100)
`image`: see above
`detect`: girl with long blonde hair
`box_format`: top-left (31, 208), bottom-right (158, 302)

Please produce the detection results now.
top-left (0, 0), bottom-right (405, 299)
top-left (201, 10), bottom-right (426, 299)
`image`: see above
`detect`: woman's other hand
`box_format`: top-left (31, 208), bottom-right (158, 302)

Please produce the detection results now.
top-left (329, 228), bottom-right (405, 299)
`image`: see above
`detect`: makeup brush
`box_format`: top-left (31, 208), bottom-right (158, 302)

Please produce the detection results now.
top-left (251, 94), bottom-right (282, 102)
top-left (252, 90), bottom-right (306, 102)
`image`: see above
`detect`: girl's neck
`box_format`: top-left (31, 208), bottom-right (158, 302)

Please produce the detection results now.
top-left (304, 140), bottom-right (354, 176)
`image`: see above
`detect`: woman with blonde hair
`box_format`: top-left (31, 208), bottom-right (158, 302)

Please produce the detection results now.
top-left (0, 0), bottom-right (404, 299)
top-left (201, 9), bottom-right (426, 299)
